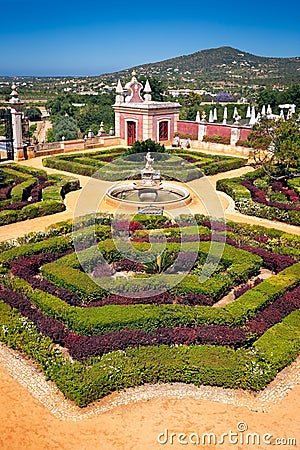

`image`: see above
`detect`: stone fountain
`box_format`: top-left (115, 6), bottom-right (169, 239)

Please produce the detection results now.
top-left (133, 151), bottom-right (162, 202)
top-left (105, 152), bottom-right (191, 211)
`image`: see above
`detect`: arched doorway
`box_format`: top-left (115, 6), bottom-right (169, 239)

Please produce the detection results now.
top-left (127, 121), bottom-right (136, 146)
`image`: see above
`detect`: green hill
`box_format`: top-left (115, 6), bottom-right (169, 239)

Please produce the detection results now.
top-left (99, 46), bottom-right (300, 89)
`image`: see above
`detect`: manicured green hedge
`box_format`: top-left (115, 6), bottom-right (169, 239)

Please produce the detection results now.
top-left (0, 297), bottom-right (299, 406)
top-left (43, 157), bottom-right (95, 177)
top-left (0, 165), bottom-right (80, 226)
top-left (216, 178), bottom-right (251, 201)
top-left (0, 210), bottom-right (19, 225)
top-left (7, 163), bottom-right (47, 177)
top-left (250, 309), bottom-right (300, 389)
top-left (42, 148), bottom-right (247, 181)
top-left (0, 201), bottom-right (66, 226)
top-left (0, 235), bottom-right (73, 267)
top-left (11, 177), bottom-right (37, 202)
top-left (41, 241), bottom-right (262, 303)
top-left (217, 171), bottom-right (300, 226)
top-left (5, 262), bottom-right (299, 335)
top-left (0, 215), bottom-right (300, 407)
top-left (0, 300), bottom-right (64, 380)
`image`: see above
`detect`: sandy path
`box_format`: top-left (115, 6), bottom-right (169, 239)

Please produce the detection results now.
top-left (0, 362), bottom-right (299, 450)
top-left (1, 156), bottom-right (300, 242)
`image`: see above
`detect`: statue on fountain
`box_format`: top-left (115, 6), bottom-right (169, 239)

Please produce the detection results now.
top-left (145, 151), bottom-right (154, 171)
top-left (134, 150), bottom-right (162, 190)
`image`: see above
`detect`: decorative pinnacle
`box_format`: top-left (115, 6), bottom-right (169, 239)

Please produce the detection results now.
top-left (144, 79), bottom-right (152, 93)
top-left (11, 83), bottom-right (18, 97)
top-left (116, 79), bottom-right (123, 94)
top-left (9, 83), bottom-right (22, 104)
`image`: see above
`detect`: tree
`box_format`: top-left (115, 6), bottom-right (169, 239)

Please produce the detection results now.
top-left (24, 107), bottom-right (42, 121)
top-left (184, 92), bottom-right (202, 107)
top-left (257, 84), bottom-right (300, 113)
top-left (277, 84), bottom-right (300, 109)
top-left (0, 108), bottom-right (12, 139)
top-left (75, 104), bottom-right (114, 135)
top-left (53, 116), bottom-right (78, 142)
top-left (248, 117), bottom-right (300, 180)
top-left (46, 94), bottom-right (75, 117)
top-left (256, 87), bottom-right (278, 111)
top-left (45, 128), bottom-right (54, 143)
top-left (138, 76), bottom-right (167, 102)
top-left (0, 86), bottom-right (11, 102)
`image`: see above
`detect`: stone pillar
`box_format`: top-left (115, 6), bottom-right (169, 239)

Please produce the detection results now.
top-left (115, 110), bottom-right (121, 138)
top-left (8, 84), bottom-right (25, 161)
top-left (142, 114), bottom-right (153, 140)
top-left (230, 127), bottom-right (240, 146)
top-left (173, 112), bottom-right (180, 133)
top-left (198, 124), bottom-right (207, 141)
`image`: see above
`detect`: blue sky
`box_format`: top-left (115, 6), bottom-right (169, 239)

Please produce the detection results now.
top-left (1, 0), bottom-right (299, 76)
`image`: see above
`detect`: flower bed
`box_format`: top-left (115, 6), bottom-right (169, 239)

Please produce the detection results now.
top-left (217, 170), bottom-right (300, 225)
top-left (0, 164), bottom-right (80, 225)
top-left (0, 216), bottom-right (299, 407)
top-left (0, 297), bottom-right (299, 406)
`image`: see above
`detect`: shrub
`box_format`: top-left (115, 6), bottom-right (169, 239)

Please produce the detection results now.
top-left (127, 139), bottom-right (165, 154)
top-left (203, 135), bottom-right (231, 145)
top-left (236, 139), bottom-right (251, 147)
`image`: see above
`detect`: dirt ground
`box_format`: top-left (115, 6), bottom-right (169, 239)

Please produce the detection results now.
top-left (0, 364), bottom-right (299, 450)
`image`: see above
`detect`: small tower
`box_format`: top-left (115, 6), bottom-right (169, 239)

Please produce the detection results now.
top-left (8, 83), bottom-right (24, 161)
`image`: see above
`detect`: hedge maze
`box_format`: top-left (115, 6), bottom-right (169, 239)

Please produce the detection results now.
top-left (0, 164), bottom-right (80, 225)
top-left (0, 214), bottom-right (299, 407)
top-left (42, 148), bottom-right (246, 181)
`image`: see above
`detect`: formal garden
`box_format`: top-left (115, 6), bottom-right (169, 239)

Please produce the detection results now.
top-left (0, 212), bottom-right (299, 407)
top-left (0, 117), bottom-right (299, 410)
top-left (217, 169), bottom-right (300, 225)
top-left (0, 164), bottom-right (79, 226)
top-left (42, 140), bottom-right (246, 181)
top-left (217, 117), bottom-right (300, 225)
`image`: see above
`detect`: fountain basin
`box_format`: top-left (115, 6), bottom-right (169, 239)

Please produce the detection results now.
top-left (105, 181), bottom-right (191, 211)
